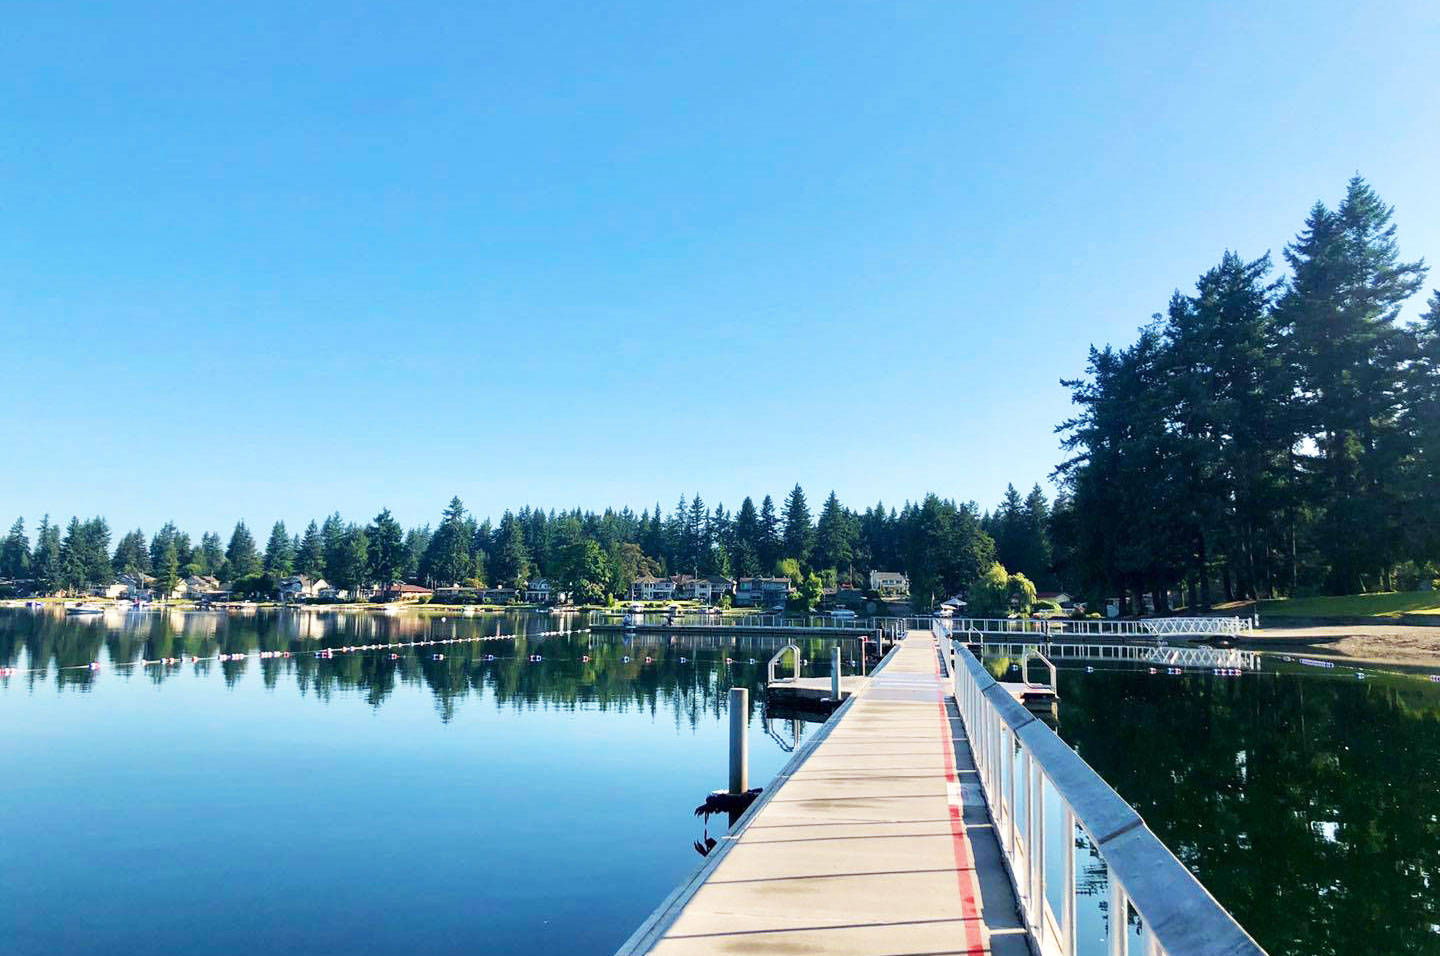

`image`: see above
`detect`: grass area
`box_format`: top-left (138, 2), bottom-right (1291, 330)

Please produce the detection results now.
top-left (1259, 590), bottom-right (1440, 619)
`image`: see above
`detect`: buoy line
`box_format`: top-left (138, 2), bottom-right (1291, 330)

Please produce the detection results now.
top-left (0, 633), bottom-right (788, 679)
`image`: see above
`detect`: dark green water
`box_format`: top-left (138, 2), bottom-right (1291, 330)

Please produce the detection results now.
top-left (0, 607), bottom-right (851, 956)
top-left (1053, 662), bottom-right (1440, 956)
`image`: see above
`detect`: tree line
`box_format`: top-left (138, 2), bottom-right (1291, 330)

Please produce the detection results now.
top-left (0, 484), bottom-right (1062, 608)
top-left (1054, 176), bottom-right (1437, 608)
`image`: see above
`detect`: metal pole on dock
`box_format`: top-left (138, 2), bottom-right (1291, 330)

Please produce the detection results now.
top-left (728, 687), bottom-right (748, 794)
top-left (831, 645), bottom-right (841, 701)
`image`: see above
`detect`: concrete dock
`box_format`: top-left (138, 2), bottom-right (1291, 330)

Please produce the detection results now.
top-left (617, 630), bottom-right (1031, 956)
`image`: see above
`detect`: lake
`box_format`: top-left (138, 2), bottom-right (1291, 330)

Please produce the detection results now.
top-left (1047, 658), bottom-right (1440, 956)
top-left (4, 609), bottom-right (1439, 956)
top-left (0, 606), bottom-right (845, 956)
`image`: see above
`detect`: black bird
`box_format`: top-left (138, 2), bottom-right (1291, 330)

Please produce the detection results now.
top-left (694, 788), bottom-right (762, 818)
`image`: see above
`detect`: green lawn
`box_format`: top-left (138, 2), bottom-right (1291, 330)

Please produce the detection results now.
top-left (1258, 590), bottom-right (1440, 619)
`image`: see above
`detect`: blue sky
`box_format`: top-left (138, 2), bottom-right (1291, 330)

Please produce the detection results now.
top-left (3, 0), bottom-right (1437, 535)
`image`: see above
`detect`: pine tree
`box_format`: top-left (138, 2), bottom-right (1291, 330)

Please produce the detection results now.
top-left (31, 515), bottom-right (61, 594)
top-left (367, 509), bottom-right (406, 587)
top-left (263, 521), bottom-right (294, 576)
top-left (420, 497), bottom-right (472, 586)
top-left (781, 484), bottom-right (812, 566)
top-left (226, 521), bottom-right (262, 579)
top-left (330, 526), bottom-right (371, 595)
top-left (1, 517), bottom-right (30, 579)
top-left (1280, 177), bottom-right (1427, 592)
top-left (758, 495), bottom-right (781, 571)
top-left (492, 511), bottom-right (531, 586)
top-left (156, 539), bottom-right (180, 600)
top-left (111, 528), bottom-right (149, 576)
top-left (814, 491), bottom-right (857, 578)
top-left (295, 521), bottom-right (326, 578)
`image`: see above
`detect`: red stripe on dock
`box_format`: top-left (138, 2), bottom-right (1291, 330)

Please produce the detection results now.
top-left (934, 642), bottom-right (988, 955)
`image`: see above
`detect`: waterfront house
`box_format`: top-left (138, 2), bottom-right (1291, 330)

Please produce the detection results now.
top-left (90, 582), bottom-right (128, 600)
top-left (629, 575), bottom-right (677, 602)
top-left (867, 570), bottom-right (910, 596)
top-left (524, 578), bottom-right (569, 604)
top-left (278, 575), bottom-right (329, 601)
top-left (117, 572), bottom-right (155, 601)
top-left (377, 583), bottom-right (433, 602)
top-left (1036, 591), bottom-right (1073, 608)
top-left (734, 577), bottom-right (792, 607)
top-left (674, 575), bottom-right (733, 603)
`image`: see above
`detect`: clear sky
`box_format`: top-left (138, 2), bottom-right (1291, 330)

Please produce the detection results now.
top-left (3, 1), bottom-right (1437, 535)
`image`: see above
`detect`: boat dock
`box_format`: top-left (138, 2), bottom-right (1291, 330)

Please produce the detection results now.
top-left (616, 630), bottom-right (1031, 955)
top-left (618, 627), bottom-right (1266, 956)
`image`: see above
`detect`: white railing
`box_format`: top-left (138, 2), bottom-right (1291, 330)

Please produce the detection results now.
top-left (976, 640), bottom-right (1260, 671)
top-left (766, 643), bottom-right (801, 684)
top-left (946, 632), bottom-right (1266, 956)
top-left (946, 616), bottom-right (1245, 639)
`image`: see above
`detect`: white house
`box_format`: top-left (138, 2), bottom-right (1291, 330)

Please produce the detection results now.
top-left (524, 578), bottom-right (568, 604)
top-left (630, 575), bottom-right (676, 601)
top-left (868, 570), bottom-right (910, 596)
top-left (278, 575), bottom-right (329, 601)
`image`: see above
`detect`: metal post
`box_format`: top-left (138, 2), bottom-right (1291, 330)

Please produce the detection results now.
top-left (729, 687), bottom-right (748, 794)
top-left (1063, 808), bottom-right (1077, 956)
top-left (1109, 877), bottom-right (1128, 956)
top-left (831, 645), bottom-right (841, 701)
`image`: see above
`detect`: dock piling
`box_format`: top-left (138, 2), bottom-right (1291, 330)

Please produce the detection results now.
top-left (830, 645), bottom-right (841, 701)
top-left (728, 687), bottom-right (748, 794)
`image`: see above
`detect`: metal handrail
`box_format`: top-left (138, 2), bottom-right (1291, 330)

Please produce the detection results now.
top-left (942, 616), bottom-right (1244, 638)
top-left (766, 643), bottom-right (800, 684)
top-left (946, 633), bottom-right (1266, 956)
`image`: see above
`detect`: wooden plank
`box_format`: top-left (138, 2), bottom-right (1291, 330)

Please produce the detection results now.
top-left (621, 631), bottom-right (1034, 956)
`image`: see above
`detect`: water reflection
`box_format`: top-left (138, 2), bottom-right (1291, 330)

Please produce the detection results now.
top-left (0, 606), bottom-right (858, 723)
top-left (0, 607), bottom-right (835, 956)
top-left (1056, 665), bottom-right (1440, 956)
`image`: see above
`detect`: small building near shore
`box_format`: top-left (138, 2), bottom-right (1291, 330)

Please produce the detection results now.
top-left (377, 583), bottom-right (433, 602)
top-left (868, 570), bottom-right (910, 596)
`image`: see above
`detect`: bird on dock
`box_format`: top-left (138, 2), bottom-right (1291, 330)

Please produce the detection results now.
top-left (694, 788), bottom-right (762, 819)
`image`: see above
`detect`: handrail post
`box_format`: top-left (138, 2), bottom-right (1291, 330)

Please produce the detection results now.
top-left (728, 687), bottom-right (748, 794)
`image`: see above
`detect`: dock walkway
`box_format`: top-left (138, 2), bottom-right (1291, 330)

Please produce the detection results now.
top-left (618, 630), bottom-right (1031, 956)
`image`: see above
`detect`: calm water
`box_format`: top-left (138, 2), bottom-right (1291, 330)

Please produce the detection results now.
top-left (6, 611), bottom-right (1438, 956)
top-left (1050, 661), bottom-right (1440, 956)
top-left (0, 607), bottom-right (845, 956)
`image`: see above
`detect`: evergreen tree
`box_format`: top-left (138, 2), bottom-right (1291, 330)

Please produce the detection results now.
top-left (758, 495), bottom-right (781, 570)
top-left (1280, 177), bottom-right (1426, 592)
top-left (295, 521), bottom-right (326, 578)
top-left (263, 521), bottom-right (294, 576)
top-left (330, 525), bottom-right (371, 595)
top-left (814, 491), bottom-right (857, 578)
top-left (59, 517), bottom-right (87, 592)
top-left (195, 532), bottom-right (225, 577)
top-left (156, 539), bottom-right (180, 600)
top-left (367, 508), bottom-right (406, 586)
top-left (781, 484), bottom-right (812, 565)
top-left (321, 513), bottom-right (347, 581)
top-left (402, 525), bottom-right (431, 582)
top-left (31, 515), bottom-right (61, 593)
top-left (226, 521), bottom-right (262, 579)
top-left (111, 528), bottom-right (149, 576)
top-left (420, 497), bottom-right (472, 586)
top-left (492, 511), bottom-right (531, 586)
top-left (1, 517), bottom-right (30, 579)
top-left (1402, 291), bottom-right (1440, 563)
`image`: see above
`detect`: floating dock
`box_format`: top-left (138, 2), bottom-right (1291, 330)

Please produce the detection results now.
top-left (616, 630), bottom-right (1031, 956)
top-left (764, 675), bottom-right (869, 709)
